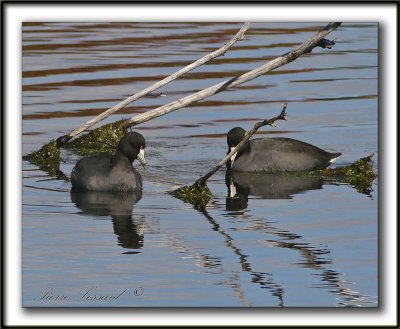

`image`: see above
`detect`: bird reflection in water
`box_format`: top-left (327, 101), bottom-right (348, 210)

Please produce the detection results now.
top-left (70, 190), bottom-right (144, 253)
top-left (225, 171), bottom-right (323, 211)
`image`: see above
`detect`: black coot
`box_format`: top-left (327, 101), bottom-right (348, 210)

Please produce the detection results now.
top-left (71, 132), bottom-right (147, 192)
top-left (226, 127), bottom-right (341, 172)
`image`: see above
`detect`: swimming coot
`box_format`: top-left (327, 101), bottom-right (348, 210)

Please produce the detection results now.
top-left (71, 132), bottom-right (147, 192)
top-left (226, 127), bottom-right (341, 172)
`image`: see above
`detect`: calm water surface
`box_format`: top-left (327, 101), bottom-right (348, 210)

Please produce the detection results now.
top-left (22, 22), bottom-right (378, 307)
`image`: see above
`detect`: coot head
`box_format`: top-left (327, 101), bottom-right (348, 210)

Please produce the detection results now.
top-left (117, 131), bottom-right (147, 168)
top-left (226, 127), bottom-right (249, 169)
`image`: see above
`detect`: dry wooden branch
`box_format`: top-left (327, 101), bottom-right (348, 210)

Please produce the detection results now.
top-left (124, 22), bottom-right (341, 129)
top-left (56, 22), bottom-right (250, 147)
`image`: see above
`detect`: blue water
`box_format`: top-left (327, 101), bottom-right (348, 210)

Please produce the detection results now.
top-left (22, 22), bottom-right (378, 307)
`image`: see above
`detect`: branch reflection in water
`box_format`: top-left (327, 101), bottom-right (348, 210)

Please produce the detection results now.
top-left (222, 171), bottom-right (374, 307)
top-left (198, 207), bottom-right (284, 307)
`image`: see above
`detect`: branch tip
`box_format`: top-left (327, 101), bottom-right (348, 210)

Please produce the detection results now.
top-left (280, 102), bottom-right (288, 119)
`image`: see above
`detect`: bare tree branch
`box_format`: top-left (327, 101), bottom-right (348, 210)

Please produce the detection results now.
top-left (124, 22), bottom-right (341, 129)
top-left (56, 23), bottom-right (250, 147)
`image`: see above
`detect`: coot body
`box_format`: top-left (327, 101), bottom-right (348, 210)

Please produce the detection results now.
top-left (227, 127), bottom-right (341, 173)
top-left (71, 132), bottom-right (146, 192)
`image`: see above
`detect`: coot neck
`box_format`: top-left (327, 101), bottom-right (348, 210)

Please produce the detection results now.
top-left (227, 141), bottom-right (251, 169)
top-left (111, 149), bottom-right (135, 167)
top-left (236, 140), bottom-right (251, 159)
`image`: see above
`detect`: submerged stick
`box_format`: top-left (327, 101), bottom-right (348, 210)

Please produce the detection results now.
top-left (56, 22), bottom-right (250, 147)
top-left (171, 103), bottom-right (288, 207)
top-left (124, 22), bottom-right (340, 129)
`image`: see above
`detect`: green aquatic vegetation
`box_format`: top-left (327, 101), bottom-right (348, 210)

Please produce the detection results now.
top-left (65, 120), bottom-right (127, 155)
top-left (314, 154), bottom-right (377, 194)
top-left (24, 120), bottom-right (128, 176)
top-left (23, 140), bottom-right (60, 176)
top-left (170, 179), bottom-right (213, 209)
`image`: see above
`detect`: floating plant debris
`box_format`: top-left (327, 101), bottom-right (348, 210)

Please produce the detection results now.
top-left (318, 153), bottom-right (377, 195)
top-left (64, 120), bottom-right (127, 155)
top-left (24, 120), bottom-right (128, 176)
top-left (170, 180), bottom-right (213, 209)
top-left (23, 140), bottom-right (60, 177)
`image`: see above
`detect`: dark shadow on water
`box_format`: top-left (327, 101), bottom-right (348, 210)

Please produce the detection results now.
top-left (70, 190), bottom-right (144, 252)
